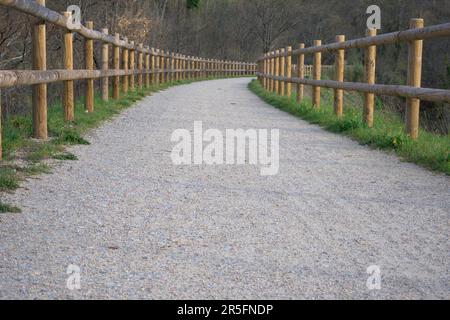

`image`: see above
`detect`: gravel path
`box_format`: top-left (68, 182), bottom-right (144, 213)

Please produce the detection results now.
top-left (0, 78), bottom-right (449, 300)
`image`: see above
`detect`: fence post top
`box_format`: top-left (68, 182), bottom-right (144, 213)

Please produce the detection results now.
top-left (410, 18), bottom-right (424, 28)
top-left (366, 28), bottom-right (377, 36)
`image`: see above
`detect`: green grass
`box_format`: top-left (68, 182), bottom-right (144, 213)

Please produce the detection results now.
top-left (0, 201), bottom-right (22, 214)
top-left (249, 80), bottom-right (450, 175)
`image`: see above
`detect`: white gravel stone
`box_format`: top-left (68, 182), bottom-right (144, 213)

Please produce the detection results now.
top-left (0, 78), bottom-right (449, 299)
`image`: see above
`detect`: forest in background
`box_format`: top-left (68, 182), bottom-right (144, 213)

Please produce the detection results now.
top-left (1, 0), bottom-right (449, 133)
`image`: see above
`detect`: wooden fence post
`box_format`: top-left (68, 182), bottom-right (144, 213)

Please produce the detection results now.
top-left (313, 40), bottom-right (322, 108)
top-left (262, 54), bottom-right (267, 89)
top-left (286, 46), bottom-right (292, 98)
top-left (270, 52), bottom-right (275, 92)
top-left (174, 54), bottom-right (178, 81)
top-left (217, 60), bottom-right (219, 77)
top-left (223, 60), bottom-right (226, 78)
top-left (150, 48), bottom-right (155, 85)
top-left (188, 56), bottom-right (192, 80)
top-left (364, 29), bottom-right (377, 127)
top-left (275, 50), bottom-right (280, 95)
top-left (85, 21), bottom-right (94, 113)
top-left (182, 55), bottom-right (186, 80)
top-left (129, 41), bottom-right (135, 91)
top-left (32, 0), bottom-right (47, 139)
top-left (138, 44), bottom-right (143, 90)
top-left (101, 28), bottom-right (109, 102)
top-left (406, 18), bottom-right (424, 140)
top-left (334, 35), bottom-right (346, 117)
top-left (0, 91), bottom-right (2, 159)
top-left (113, 33), bottom-right (120, 99)
top-left (145, 47), bottom-right (150, 88)
top-left (280, 49), bottom-right (286, 96)
top-left (155, 49), bottom-right (160, 86)
top-left (167, 53), bottom-right (172, 82)
top-left (297, 43), bottom-right (305, 103)
top-left (203, 58), bottom-right (206, 78)
top-left (160, 50), bottom-right (165, 84)
top-left (122, 38), bottom-right (129, 93)
top-left (63, 11), bottom-right (74, 121)
top-left (170, 52), bottom-right (175, 82)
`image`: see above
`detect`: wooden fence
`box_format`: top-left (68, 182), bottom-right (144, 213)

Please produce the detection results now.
top-left (256, 20), bottom-right (450, 140)
top-left (0, 0), bottom-right (257, 160)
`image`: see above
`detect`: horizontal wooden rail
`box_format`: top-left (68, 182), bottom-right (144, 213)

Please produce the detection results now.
top-left (257, 17), bottom-right (450, 140)
top-left (0, 69), bottom-right (253, 88)
top-left (259, 74), bottom-right (450, 104)
top-left (259, 22), bottom-right (450, 60)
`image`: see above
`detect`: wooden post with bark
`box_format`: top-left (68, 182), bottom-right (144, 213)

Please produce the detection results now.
top-left (0, 91), bottom-right (2, 159)
top-left (364, 29), bottom-right (377, 127)
top-left (138, 44), bottom-right (143, 90)
top-left (286, 46), bottom-right (292, 97)
top-left (270, 52), bottom-right (275, 92)
top-left (160, 50), bottom-right (165, 84)
top-left (155, 49), bottom-right (160, 86)
top-left (334, 35), bottom-right (345, 117)
top-left (129, 41), bottom-right (135, 91)
top-left (275, 50), bottom-right (280, 94)
top-left (297, 43), bottom-right (305, 102)
top-left (85, 21), bottom-right (94, 113)
top-left (113, 33), bottom-right (120, 99)
top-left (170, 53), bottom-right (175, 82)
top-left (145, 47), bottom-right (150, 88)
top-left (280, 48), bottom-right (286, 96)
top-left (63, 11), bottom-right (74, 121)
top-left (101, 28), bottom-right (109, 102)
top-left (122, 38), bottom-right (129, 93)
top-left (406, 19), bottom-right (424, 139)
top-left (264, 58), bottom-right (267, 88)
top-left (32, 0), bottom-right (47, 139)
top-left (313, 40), bottom-right (322, 108)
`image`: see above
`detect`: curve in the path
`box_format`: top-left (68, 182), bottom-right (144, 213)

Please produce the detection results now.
top-left (0, 78), bottom-right (449, 299)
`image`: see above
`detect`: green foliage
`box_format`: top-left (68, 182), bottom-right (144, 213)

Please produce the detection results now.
top-left (52, 153), bottom-right (78, 161)
top-left (0, 167), bottom-right (20, 191)
top-left (249, 80), bottom-right (450, 175)
top-left (345, 63), bottom-right (364, 83)
top-left (0, 202), bottom-right (22, 214)
top-left (187, 0), bottom-right (201, 9)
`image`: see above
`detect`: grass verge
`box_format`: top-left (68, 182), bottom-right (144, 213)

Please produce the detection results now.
top-left (249, 80), bottom-right (450, 175)
top-left (0, 76), bottom-right (232, 212)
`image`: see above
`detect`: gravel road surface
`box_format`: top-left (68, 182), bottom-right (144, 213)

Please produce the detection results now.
top-left (0, 78), bottom-right (449, 299)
